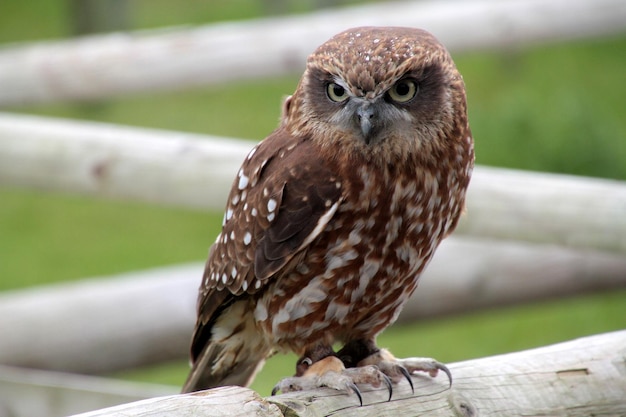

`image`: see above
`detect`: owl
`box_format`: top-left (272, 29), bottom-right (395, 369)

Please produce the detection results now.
top-left (182, 26), bottom-right (474, 403)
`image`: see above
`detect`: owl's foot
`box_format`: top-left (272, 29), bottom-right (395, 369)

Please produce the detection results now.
top-left (356, 348), bottom-right (452, 391)
top-left (337, 339), bottom-right (452, 395)
top-left (271, 355), bottom-right (392, 406)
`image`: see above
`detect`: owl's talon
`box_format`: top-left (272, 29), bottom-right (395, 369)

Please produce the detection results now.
top-left (347, 382), bottom-right (363, 406)
top-left (382, 372), bottom-right (393, 401)
top-left (398, 365), bottom-right (414, 394)
top-left (436, 362), bottom-right (453, 388)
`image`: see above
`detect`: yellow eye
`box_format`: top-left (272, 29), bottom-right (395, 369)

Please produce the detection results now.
top-left (327, 83), bottom-right (349, 102)
top-left (388, 79), bottom-right (418, 103)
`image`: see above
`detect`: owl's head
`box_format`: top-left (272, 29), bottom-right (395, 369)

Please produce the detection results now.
top-left (282, 27), bottom-right (470, 164)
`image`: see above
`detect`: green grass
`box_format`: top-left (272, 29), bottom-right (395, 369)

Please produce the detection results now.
top-left (1, 1), bottom-right (625, 394)
top-left (461, 36), bottom-right (626, 179)
top-left (0, 187), bottom-right (222, 291)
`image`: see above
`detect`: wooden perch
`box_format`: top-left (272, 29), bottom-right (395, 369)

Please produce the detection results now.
top-left (0, 236), bottom-right (624, 374)
top-left (0, 0), bottom-right (624, 105)
top-left (1, 112), bottom-right (625, 254)
top-left (71, 330), bottom-right (626, 416)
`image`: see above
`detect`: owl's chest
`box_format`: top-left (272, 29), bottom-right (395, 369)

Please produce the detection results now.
top-left (317, 172), bottom-right (442, 300)
top-left (256, 168), bottom-right (456, 347)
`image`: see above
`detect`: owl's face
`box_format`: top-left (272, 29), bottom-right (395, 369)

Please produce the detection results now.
top-left (283, 27), bottom-right (468, 162)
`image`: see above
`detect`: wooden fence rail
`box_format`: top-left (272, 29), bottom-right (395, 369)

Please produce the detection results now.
top-left (70, 330), bottom-right (626, 416)
top-left (0, 365), bottom-right (174, 417)
top-left (0, 0), bottom-right (625, 106)
top-left (1, 112), bottom-right (625, 254)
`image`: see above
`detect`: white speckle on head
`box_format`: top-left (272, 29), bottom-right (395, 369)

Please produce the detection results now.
top-left (251, 208), bottom-right (258, 217)
top-left (243, 232), bottom-right (252, 245)
top-left (231, 193), bottom-right (240, 206)
top-left (263, 188), bottom-right (269, 197)
top-left (238, 173), bottom-right (249, 190)
top-left (254, 280), bottom-right (262, 290)
top-left (267, 198), bottom-right (277, 213)
top-left (231, 266), bottom-right (238, 278)
top-left (226, 208), bottom-right (234, 221)
top-left (267, 212), bottom-right (275, 222)
top-left (221, 273), bottom-right (228, 284)
top-left (222, 234), bottom-right (228, 243)
top-left (242, 280), bottom-right (248, 292)
top-left (230, 231), bottom-right (235, 240)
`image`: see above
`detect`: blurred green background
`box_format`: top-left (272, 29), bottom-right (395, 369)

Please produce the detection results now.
top-left (1, 1), bottom-right (625, 395)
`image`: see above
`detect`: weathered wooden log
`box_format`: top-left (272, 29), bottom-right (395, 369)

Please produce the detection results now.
top-left (1, 112), bottom-right (625, 254)
top-left (0, 365), bottom-right (174, 417)
top-left (461, 166), bottom-right (626, 254)
top-left (0, 0), bottom-right (624, 105)
top-left (0, 264), bottom-right (198, 374)
top-left (70, 330), bottom-right (626, 416)
top-left (0, 237), bottom-right (624, 374)
top-left (0, 112), bottom-right (247, 210)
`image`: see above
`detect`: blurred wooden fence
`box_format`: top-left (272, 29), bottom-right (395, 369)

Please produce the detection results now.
top-left (1, 113), bottom-right (625, 254)
top-left (1, 0), bottom-right (626, 416)
top-left (0, 0), bottom-right (625, 106)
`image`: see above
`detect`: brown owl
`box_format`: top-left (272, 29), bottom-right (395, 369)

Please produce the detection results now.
top-left (182, 26), bottom-right (474, 403)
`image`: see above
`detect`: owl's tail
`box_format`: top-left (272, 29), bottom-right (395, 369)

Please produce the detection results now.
top-left (181, 301), bottom-right (271, 393)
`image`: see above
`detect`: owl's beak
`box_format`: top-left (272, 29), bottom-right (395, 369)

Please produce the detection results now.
top-left (356, 103), bottom-right (377, 143)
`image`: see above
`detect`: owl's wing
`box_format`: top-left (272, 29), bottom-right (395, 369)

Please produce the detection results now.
top-left (189, 128), bottom-right (343, 364)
